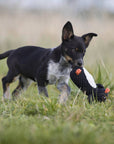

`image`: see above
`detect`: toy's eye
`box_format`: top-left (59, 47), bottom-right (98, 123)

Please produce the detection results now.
top-left (65, 48), bottom-right (67, 51)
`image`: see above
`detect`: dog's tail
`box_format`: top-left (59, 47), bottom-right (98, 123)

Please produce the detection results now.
top-left (0, 50), bottom-right (14, 60)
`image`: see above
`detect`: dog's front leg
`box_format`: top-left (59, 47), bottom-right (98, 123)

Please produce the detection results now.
top-left (57, 82), bottom-right (71, 104)
top-left (38, 86), bottom-right (48, 97)
top-left (36, 71), bottom-right (48, 97)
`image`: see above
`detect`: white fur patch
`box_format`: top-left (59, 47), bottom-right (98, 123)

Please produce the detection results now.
top-left (83, 68), bottom-right (97, 88)
top-left (47, 58), bottom-right (71, 84)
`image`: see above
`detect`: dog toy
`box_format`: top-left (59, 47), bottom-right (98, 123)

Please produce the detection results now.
top-left (70, 66), bottom-right (110, 103)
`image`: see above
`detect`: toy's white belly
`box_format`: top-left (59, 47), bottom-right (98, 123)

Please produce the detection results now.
top-left (83, 68), bottom-right (97, 88)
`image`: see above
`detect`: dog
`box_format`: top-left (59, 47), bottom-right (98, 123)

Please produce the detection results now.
top-left (0, 21), bottom-right (97, 103)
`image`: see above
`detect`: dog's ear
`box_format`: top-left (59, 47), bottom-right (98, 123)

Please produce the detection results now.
top-left (62, 21), bottom-right (74, 41)
top-left (82, 33), bottom-right (97, 48)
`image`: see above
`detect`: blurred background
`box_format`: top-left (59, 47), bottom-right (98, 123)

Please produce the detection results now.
top-left (0, 0), bottom-right (114, 74)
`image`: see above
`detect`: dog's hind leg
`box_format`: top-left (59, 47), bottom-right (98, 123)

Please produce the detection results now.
top-left (12, 76), bottom-right (32, 99)
top-left (2, 70), bottom-right (19, 100)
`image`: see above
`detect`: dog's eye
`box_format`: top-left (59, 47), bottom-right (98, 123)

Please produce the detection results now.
top-left (76, 48), bottom-right (78, 51)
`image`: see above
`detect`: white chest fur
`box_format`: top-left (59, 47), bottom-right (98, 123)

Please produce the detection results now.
top-left (47, 58), bottom-right (71, 85)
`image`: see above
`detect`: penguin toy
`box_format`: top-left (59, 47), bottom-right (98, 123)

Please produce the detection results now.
top-left (70, 66), bottom-right (110, 103)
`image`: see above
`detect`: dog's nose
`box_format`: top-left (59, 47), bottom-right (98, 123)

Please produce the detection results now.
top-left (77, 61), bottom-right (82, 67)
top-left (77, 59), bottom-right (83, 67)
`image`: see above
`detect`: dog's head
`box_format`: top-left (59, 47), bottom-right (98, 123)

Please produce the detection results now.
top-left (61, 21), bottom-right (97, 67)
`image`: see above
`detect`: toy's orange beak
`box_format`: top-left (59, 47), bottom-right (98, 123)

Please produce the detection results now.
top-left (75, 69), bottom-right (82, 75)
top-left (105, 88), bottom-right (110, 94)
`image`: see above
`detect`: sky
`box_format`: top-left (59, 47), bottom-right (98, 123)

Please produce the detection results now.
top-left (0, 0), bottom-right (114, 12)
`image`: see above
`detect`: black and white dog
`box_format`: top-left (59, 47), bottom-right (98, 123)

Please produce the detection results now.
top-left (0, 21), bottom-right (97, 103)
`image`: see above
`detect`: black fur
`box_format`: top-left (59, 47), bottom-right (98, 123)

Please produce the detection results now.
top-left (0, 21), bottom-right (97, 102)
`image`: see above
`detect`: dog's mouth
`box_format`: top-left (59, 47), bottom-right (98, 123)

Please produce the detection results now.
top-left (68, 59), bottom-right (83, 68)
top-left (72, 64), bottom-right (83, 69)
top-left (72, 62), bottom-right (83, 68)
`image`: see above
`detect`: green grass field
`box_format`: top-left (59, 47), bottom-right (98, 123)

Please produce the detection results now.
top-left (0, 59), bottom-right (113, 144)
top-left (0, 13), bottom-right (114, 144)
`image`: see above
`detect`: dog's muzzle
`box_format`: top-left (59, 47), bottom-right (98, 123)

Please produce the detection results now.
top-left (72, 59), bottom-right (83, 68)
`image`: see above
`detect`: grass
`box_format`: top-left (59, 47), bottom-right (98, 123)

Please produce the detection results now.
top-left (0, 60), bottom-right (113, 144)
